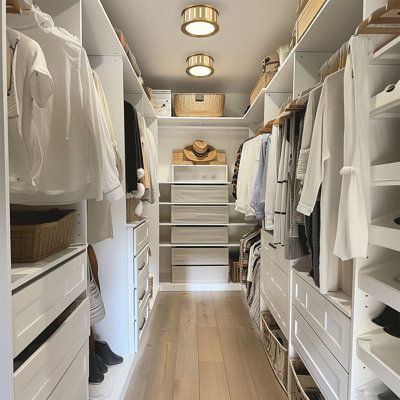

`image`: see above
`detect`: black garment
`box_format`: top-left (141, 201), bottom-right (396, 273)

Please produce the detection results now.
top-left (305, 199), bottom-right (321, 288)
top-left (124, 102), bottom-right (144, 193)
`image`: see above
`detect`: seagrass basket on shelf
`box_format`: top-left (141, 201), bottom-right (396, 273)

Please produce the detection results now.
top-left (174, 93), bottom-right (225, 117)
top-left (10, 209), bottom-right (76, 263)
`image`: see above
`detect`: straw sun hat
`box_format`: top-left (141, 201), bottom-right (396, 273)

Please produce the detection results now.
top-left (183, 140), bottom-right (217, 162)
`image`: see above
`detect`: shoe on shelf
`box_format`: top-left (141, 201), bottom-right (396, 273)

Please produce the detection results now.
top-left (384, 323), bottom-right (400, 338)
top-left (372, 306), bottom-right (399, 328)
top-left (94, 341), bottom-right (123, 366)
top-left (96, 353), bottom-right (108, 374)
top-left (89, 351), bottom-right (104, 384)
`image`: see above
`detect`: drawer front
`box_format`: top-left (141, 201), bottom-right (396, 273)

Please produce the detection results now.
top-left (135, 243), bottom-right (150, 285)
top-left (14, 298), bottom-right (90, 400)
top-left (260, 259), bottom-right (289, 338)
top-left (292, 273), bottom-right (351, 370)
top-left (171, 226), bottom-right (228, 244)
top-left (136, 296), bottom-right (150, 349)
top-left (172, 265), bottom-right (229, 283)
top-left (292, 307), bottom-right (349, 400)
top-left (261, 229), bottom-right (290, 274)
top-left (134, 221), bottom-right (149, 256)
top-left (172, 247), bottom-right (229, 265)
top-left (136, 267), bottom-right (149, 317)
top-left (12, 252), bottom-right (87, 357)
top-left (47, 342), bottom-right (89, 400)
top-left (171, 185), bottom-right (229, 203)
top-left (171, 205), bottom-right (229, 224)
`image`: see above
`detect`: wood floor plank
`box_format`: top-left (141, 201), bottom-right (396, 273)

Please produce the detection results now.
top-left (141, 292), bottom-right (182, 400)
top-left (196, 291), bottom-right (217, 328)
top-left (173, 379), bottom-right (200, 400)
top-left (197, 327), bottom-right (223, 362)
top-left (199, 361), bottom-right (230, 400)
top-left (175, 292), bottom-right (199, 381)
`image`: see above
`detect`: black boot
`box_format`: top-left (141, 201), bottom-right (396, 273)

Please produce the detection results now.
top-left (372, 306), bottom-right (398, 327)
top-left (384, 322), bottom-right (400, 338)
top-left (94, 341), bottom-right (123, 366)
top-left (89, 351), bottom-right (104, 384)
top-left (96, 353), bottom-right (108, 374)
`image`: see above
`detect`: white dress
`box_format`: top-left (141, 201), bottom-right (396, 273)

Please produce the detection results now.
top-left (334, 35), bottom-right (371, 260)
top-left (297, 69), bottom-right (351, 294)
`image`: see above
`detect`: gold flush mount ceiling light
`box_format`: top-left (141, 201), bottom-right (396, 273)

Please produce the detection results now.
top-left (186, 53), bottom-right (214, 77)
top-left (181, 4), bottom-right (219, 37)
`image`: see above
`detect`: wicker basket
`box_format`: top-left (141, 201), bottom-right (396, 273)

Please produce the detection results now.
top-left (126, 197), bottom-right (142, 223)
top-left (174, 93), bottom-right (225, 117)
top-left (230, 260), bottom-right (241, 283)
top-left (289, 359), bottom-right (325, 400)
top-left (261, 310), bottom-right (289, 391)
top-left (250, 70), bottom-right (278, 105)
top-left (11, 209), bottom-right (76, 263)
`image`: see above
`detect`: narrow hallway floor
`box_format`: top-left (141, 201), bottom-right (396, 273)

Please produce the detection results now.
top-left (124, 291), bottom-right (286, 400)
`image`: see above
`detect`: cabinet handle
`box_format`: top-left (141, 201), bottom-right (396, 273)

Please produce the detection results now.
top-left (139, 290), bottom-right (147, 301)
top-left (268, 242), bottom-right (277, 250)
top-left (139, 262), bottom-right (146, 271)
top-left (139, 317), bottom-right (146, 331)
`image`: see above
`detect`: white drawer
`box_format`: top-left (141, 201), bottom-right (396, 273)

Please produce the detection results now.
top-left (12, 252), bottom-right (87, 357)
top-left (136, 295), bottom-right (149, 349)
top-left (14, 298), bottom-right (90, 400)
top-left (292, 272), bottom-right (351, 371)
top-left (171, 185), bottom-right (229, 203)
top-left (260, 258), bottom-right (289, 338)
top-left (136, 268), bottom-right (149, 317)
top-left (172, 247), bottom-right (229, 265)
top-left (292, 307), bottom-right (349, 400)
top-left (134, 221), bottom-right (149, 256)
top-left (135, 243), bottom-right (150, 285)
top-left (171, 205), bottom-right (229, 224)
top-left (172, 265), bottom-right (229, 283)
top-left (171, 226), bottom-right (228, 244)
top-left (261, 229), bottom-right (290, 274)
top-left (47, 342), bottom-right (89, 400)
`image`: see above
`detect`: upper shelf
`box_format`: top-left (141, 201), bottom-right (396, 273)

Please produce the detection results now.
top-left (82, 0), bottom-right (156, 119)
top-left (373, 36), bottom-right (400, 65)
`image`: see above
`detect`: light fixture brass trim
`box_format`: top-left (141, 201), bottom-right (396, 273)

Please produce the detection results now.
top-left (181, 4), bottom-right (219, 37)
top-left (186, 53), bottom-right (214, 77)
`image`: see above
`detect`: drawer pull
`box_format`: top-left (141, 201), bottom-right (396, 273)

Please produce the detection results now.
top-left (139, 317), bottom-right (146, 331)
top-left (139, 261), bottom-right (146, 271)
top-left (269, 242), bottom-right (277, 250)
top-left (139, 290), bottom-right (147, 301)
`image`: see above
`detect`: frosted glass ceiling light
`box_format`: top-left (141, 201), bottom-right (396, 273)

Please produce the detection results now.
top-left (181, 5), bottom-right (219, 37)
top-left (186, 54), bottom-right (214, 77)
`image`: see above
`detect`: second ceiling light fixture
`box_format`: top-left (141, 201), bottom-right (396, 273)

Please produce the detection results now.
top-left (182, 4), bottom-right (219, 77)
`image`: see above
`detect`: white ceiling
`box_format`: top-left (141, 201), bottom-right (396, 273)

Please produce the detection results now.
top-left (101, 0), bottom-right (297, 93)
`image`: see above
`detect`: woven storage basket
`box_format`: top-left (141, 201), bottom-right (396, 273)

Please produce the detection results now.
top-left (174, 93), bottom-right (225, 117)
top-left (126, 197), bottom-right (142, 223)
top-left (261, 310), bottom-right (289, 391)
top-left (290, 359), bottom-right (325, 400)
top-left (11, 209), bottom-right (76, 263)
top-left (250, 70), bottom-right (278, 105)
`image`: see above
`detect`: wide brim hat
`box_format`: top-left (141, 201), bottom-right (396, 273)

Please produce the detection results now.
top-left (184, 140), bottom-right (217, 162)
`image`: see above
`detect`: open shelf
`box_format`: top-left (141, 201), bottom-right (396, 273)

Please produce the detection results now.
top-left (357, 330), bottom-right (400, 397)
top-left (371, 162), bottom-right (400, 186)
top-left (359, 259), bottom-right (400, 314)
top-left (159, 242), bottom-right (240, 248)
top-left (357, 379), bottom-right (397, 399)
top-left (369, 212), bottom-right (400, 252)
top-left (11, 245), bottom-right (87, 291)
top-left (294, 269), bottom-right (352, 318)
top-left (373, 36), bottom-right (400, 65)
top-left (82, 0), bottom-right (156, 119)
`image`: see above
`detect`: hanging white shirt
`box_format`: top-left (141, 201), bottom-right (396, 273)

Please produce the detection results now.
top-left (8, 8), bottom-right (123, 204)
top-left (7, 28), bottom-right (54, 192)
top-left (297, 69), bottom-right (351, 294)
top-left (236, 135), bottom-right (263, 216)
top-left (334, 36), bottom-right (371, 260)
top-left (264, 125), bottom-right (280, 229)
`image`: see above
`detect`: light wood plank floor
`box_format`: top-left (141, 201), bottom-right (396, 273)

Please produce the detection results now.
top-left (125, 292), bottom-right (286, 400)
